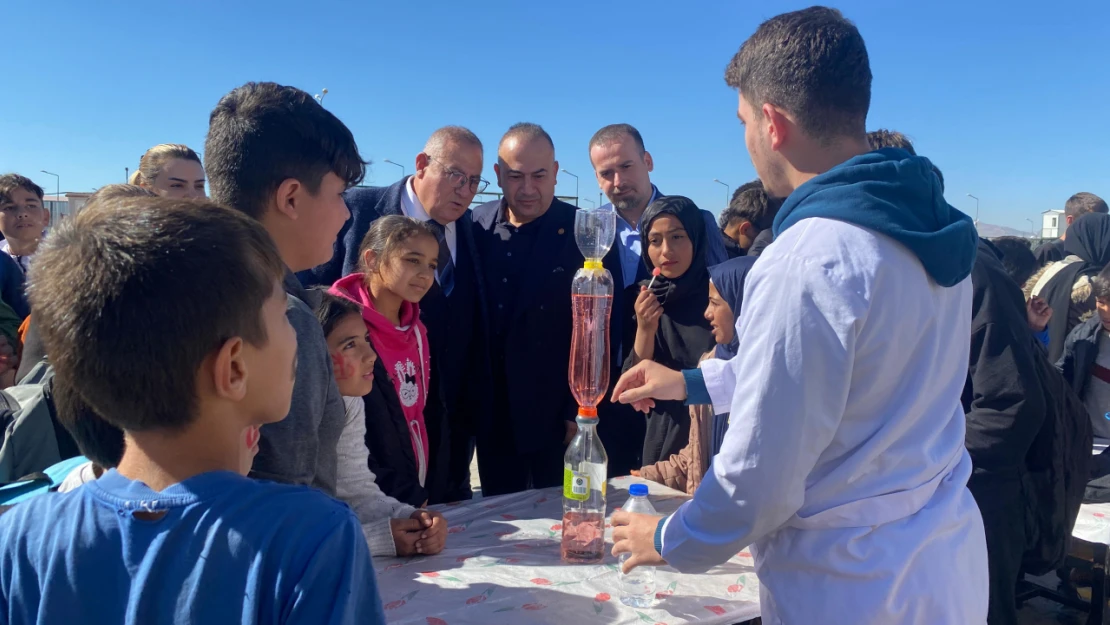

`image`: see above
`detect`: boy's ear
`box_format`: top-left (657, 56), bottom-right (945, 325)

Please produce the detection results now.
top-left (271, 178), bottom-right (303, 221)
top-left (211, 337), bottom-right (248, 402)
top-left (739, 220), bottom-right (756, 239)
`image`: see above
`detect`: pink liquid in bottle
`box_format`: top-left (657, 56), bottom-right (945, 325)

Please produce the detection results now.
top-left (568, 293), bottom-right (613, 409)
top-left (561, 509), bottom-right (606, 563)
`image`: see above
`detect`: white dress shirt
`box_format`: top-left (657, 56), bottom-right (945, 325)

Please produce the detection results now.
top-left (401, 179), bottom-right (456, 270)
top-left (664, 217), bottom-right (988, 624)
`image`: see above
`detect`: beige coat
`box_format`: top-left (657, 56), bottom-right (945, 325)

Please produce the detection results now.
top-left (638, 350), bottom-right (717, 495)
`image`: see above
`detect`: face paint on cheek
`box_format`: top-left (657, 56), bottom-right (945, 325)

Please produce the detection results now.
top-left (331, 352), bottom-right (357, 381)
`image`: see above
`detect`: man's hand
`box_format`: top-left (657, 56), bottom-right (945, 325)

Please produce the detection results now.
top-left (390, 517), bottom-right (426, 556)
top-left (611, 360), bottom-right (687, 413)
top-left (411, 509), bottom-right (447, 555)
top-left (1027, 296), bottom-right (1053, 332)
top-left (564, 420), bottom-right (578, 445)
top-left (611, 510), bottom-right (667, 573)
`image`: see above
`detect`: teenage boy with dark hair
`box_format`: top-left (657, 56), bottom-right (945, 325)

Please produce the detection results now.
top-left (204, 81), bottom-right (364, 495)
top-left (204, 82), bottom-right (440, 552)
top-left (0, 174), bottom-right (49, 276)
top-left (0, 196), bottom-right (385, 623)
top-left (718, 180), bottom-right (781, 257)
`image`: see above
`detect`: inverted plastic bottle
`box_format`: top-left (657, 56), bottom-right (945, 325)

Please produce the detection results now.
top-left (619, 483), bottom-right (658, 607)
top-left (562, 208), bottom-right (616, 564)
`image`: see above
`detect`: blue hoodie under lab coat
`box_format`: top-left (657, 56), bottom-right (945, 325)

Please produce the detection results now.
top-left (773, 148), bottom-right (977, 288)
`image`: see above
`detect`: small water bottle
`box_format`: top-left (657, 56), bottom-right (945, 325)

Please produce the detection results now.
top-left (619, 483), bottom-right (657, 608)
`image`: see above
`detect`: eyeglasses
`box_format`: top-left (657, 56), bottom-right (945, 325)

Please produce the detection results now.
top-left (427, 156), bottom-right (489, 193)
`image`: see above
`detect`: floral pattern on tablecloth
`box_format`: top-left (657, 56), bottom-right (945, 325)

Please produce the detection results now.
top-left (375, 476), bottom-right (760, 624)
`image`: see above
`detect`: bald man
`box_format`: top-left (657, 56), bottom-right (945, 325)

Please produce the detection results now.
top-left (471, 123), bottom-right (586, 496)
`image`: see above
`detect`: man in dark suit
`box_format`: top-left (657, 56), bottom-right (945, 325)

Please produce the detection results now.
top-left (302, 126), bottom-right (487, 503)
top-left (472, 123), bottom-right (583, 496)
top-left (586, 124), bottom-right (730, 476)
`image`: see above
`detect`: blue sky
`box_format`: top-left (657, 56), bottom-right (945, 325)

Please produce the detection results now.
top-left (2, 0), bottom-right (1107, 231)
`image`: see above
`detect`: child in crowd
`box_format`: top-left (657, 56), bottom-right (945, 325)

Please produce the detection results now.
top-left (329, 215), bottom-right (443, 508)
top-left (627, 196), bottom-right (716, 466)
top-left (0, 196), bottom-right (385, 623)
top-left (636, 256), bottom-right (756, 494)
top-left (990, 236), bottom-right (1055, 345)
top-left (314, 290), bottom-right (446, 557)
top-left (204, 81), bottom-right (365, 498)
top-left (129, 144), bottom-right (207, 199)
top-left (1059, 264), bottom-right (1110, 440)
top-left (0, 174), bottom-right (49, 275)
top-left (718, 180), bottom-right (780, 258)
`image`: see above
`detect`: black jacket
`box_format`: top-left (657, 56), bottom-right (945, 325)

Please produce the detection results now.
top-left (1057, 314), bottom-right (1102, 401)
top-left (302, 180), bottom-right (488, 504)
top-left (962, 239), bottom-right (1047, 477)
top-left (471, 199), bottom-right (581, 455)
top-left (747, 229), bottom-right (774, 258)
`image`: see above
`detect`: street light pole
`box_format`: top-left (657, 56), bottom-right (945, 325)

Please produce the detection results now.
top-left (967, 193), bottom-right (980, 223)
top-left (599, 192), bottom-right (603, 208)
top-left (581, 197), bottom-right (596, 208)
top-left (125, 167), bottom-right (129, 183)
top-left (1026, 218), bottom-right (1036, 239)
top-left (713, 179), bottom-right (730, 206)
top-left (314, 88), bottom-right (329, 105)
top-left (560, 169), bottom-right (579, 206)
top-left (41, 170), bottom-right (59, 222)
top-left (383, 159), bottom-right (406, 180)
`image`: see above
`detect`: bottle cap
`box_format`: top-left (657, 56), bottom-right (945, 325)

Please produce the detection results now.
top-left (629, 484), bottom-right (648, 496)
top-left (577, 406), bottom-right (598, 418)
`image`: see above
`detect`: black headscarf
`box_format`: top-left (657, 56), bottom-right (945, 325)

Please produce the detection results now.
top-left (1041, 212), bottom-right (1110, 361)
top-left (637, 196), bottom-right (715, 371)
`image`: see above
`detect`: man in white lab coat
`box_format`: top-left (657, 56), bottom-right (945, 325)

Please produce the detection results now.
top-left (610, 7), bottom-right (989, 624)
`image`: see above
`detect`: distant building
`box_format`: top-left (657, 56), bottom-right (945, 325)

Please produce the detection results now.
top-left (1041, 209), bottom-right (1064, 239)
top-left (42, 193), bottom-right (92, 223)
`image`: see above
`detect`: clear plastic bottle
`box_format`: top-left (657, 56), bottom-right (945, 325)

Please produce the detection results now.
top-left (619, 484), bottom-right (658, 607)
top-left (561, 416), bottom-right (608, 563)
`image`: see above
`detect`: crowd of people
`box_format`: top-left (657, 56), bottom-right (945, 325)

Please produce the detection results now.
top-left (0, 5), bottom-right (1105, 625)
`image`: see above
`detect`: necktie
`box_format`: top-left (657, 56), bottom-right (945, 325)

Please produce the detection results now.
top-left (426, 220), bottom-right (455, 296)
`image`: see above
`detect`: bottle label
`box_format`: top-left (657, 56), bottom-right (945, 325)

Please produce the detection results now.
top-left (564, 469), bottom-right (590, 501)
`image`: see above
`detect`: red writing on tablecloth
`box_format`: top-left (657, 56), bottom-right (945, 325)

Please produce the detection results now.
top-left (523, 603), bottom-right (546, 611)
top-left (705, 606), bottom-right (726, 616)
top-left (595, 593), bottom-right (610, 602)
top-left (426, 619), bottom-right (447, 625)
top-left (420, 572), bottom-right (439, 578)
top-left (530, 578), bottom-right (552, 586)
top-left (550, 523), bottom-right (563, 531)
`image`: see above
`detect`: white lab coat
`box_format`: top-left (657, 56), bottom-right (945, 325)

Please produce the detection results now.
top-left (662, 218), bottom-right (988, 624)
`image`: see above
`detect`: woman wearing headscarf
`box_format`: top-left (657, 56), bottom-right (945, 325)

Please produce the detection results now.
top-left (1030, 212), bottom-right (1110, 362)
top-left (625, 196), bottom-right (716, 466)
top-left (636, 256), bottom-right (757, 493)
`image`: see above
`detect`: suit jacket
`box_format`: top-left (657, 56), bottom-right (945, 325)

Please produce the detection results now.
top-left (472, 199), bottom-right (584, 454)
top-left (302, 178), bottom-right (488, 503)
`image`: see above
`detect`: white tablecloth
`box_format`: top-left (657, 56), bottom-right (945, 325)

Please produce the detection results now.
top-left (374, 476), bottom-right (761, 625)
top-left (1072, 439), bottom-right (1110, 544)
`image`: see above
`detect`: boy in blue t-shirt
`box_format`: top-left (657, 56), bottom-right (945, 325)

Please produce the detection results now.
top-left (0, 196), bottom-right (386, 624)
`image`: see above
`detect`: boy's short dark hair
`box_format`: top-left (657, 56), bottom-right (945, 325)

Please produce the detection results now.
top-left (725, 6), bottom-right (871, 141)
top-left (719, 180), bottom-right (781, 232)
top-left (204, 82), bottom-right (367, 220)
top-left (1094, 264), bottom-right (1110, 301)
top-left (312, 289), bottom-right (362, 339)
top-left (53, 378), bottom-right (125, 468)
top-left (866, 129), bottom-right (917, 155)
top-left (991, 236), bottom-right (1039, 289)
top-left (0, 174), bottom-right (45, 204)
top-left (1065, 192), bottom-right (1109, 220)
top-left (29, 197), bottom-right (286, 434)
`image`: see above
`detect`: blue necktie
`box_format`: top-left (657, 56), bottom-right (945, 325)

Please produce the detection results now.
top-left (426, 220), bottom-right (455, 296)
